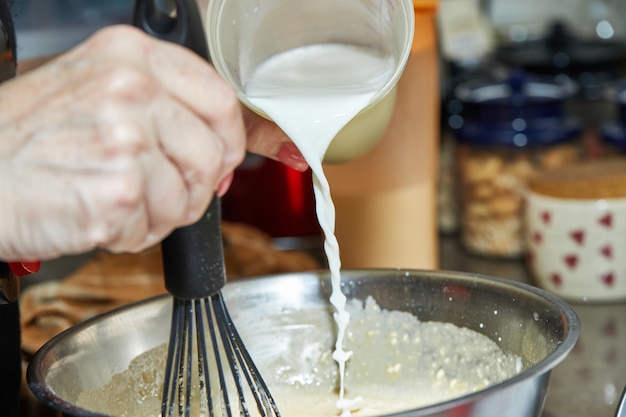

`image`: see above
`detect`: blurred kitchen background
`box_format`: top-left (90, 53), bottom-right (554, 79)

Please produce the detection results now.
top-left (11, 1), bottom-right (626, 416)
top-left (11, 0), bottom-right (131, 60)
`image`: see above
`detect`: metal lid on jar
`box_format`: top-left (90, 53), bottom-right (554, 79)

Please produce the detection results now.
top-left (450, 70), bottom-right (581, 146)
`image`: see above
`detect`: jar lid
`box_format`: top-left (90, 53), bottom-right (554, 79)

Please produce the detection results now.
top-left (528, 159), bottom-right (626, 199)
top-left (495, 21), bottom-right (626, 77)
top-left (450, 70), bottom-right (581, 146)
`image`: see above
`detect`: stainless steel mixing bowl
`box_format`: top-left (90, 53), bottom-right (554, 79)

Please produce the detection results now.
top-left (27, 269), bottom-right (580, 417)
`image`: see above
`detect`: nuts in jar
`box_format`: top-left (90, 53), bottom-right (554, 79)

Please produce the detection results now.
top-left (451, 71), bottom-right (582, 258)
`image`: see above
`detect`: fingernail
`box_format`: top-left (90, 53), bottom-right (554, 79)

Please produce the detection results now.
top-left (216, 172), bottom-right (234, 197)
top-left (276, 142), bottom-right (309, 172)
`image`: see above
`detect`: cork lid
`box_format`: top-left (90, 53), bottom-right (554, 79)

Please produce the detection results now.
top-left (528, 158), bottom-right (626, 199)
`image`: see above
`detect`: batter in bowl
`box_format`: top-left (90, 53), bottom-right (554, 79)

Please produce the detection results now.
top-left (77, 296), bottom-right (521, 417)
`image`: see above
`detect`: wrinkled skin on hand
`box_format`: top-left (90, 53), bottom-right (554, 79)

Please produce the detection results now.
top-left (0, 25), bottom-right (306, 261)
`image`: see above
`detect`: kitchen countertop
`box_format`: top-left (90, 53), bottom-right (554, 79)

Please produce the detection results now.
top-left (440, 234), bottom-right (626, 417)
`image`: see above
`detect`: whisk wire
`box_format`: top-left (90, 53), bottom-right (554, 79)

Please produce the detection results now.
top-left (211, 294), bottom-right (250, 417)
top-left (183, 305), bottom-right (194, 417)
top-left (212, 293), bottom-right (281, 417)
top-left (161, 298), bottom-right (185, 417)
top-left (194, 299), bottom-right (213, 416)
top-left (161, 290), bottom-right (282, 417)
top-left (204, 296), bottom-right (234, 417)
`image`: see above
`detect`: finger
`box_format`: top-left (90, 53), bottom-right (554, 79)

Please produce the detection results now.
top-left (216, 172), bottom-right (234, 197)
top-left (75, 162), bottom-right (150, 253)
top-left (94, 100), bottom-right (204, 251)
top-left (275, 142), bottom-right (310, 172)
top-left (243, 108), bottom-right (309, 171)
top-left (137, 148), bottom-right (189, 244)
top-left (138, 32), bottom-right (247, 171)
top-left (150, 91), bottom-right (226, 221)
top-left (72, 26), bottom-right (246, 172)
top-left (70, 58), bottom-right (222, 227)
top-left (6, 117), bottom-right (154, 258)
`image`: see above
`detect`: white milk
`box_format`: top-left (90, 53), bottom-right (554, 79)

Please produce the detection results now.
top-left (245, 43), bottom-right (395, 416)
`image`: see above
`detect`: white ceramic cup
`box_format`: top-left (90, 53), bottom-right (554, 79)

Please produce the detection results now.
top-left (525, 191), bottom-right (626, 303)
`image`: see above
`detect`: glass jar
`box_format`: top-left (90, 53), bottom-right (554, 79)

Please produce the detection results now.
top-left (451, 71), bottom-right (582, 258)
top-left (601, 80), bottom-right (626, 156)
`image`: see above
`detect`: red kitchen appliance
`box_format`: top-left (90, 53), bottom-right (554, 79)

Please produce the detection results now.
top-left (221, 154), bottom-right (321, 250)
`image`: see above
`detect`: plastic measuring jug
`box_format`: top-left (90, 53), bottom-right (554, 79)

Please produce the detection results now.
top-left (204, 0), bottom-right (415, 163)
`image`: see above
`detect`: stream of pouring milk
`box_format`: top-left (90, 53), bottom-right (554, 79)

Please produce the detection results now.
top-left (245, 44), bottom-right (395, 416)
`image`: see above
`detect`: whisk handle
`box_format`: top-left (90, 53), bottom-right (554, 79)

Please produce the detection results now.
top-left (132, 0), bottom-right (210, 62)
top-left (161, 197), bottom-right (226, 299)
top-left (133, 0), bottom-right (224, 299)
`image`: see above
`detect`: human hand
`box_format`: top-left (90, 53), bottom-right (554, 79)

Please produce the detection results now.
top-left (0, 25), bottom-right (245, 261)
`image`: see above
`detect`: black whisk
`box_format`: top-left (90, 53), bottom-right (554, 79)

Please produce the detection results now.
top-left (159, 199), bottom-right (280, 417)
top-left (132, 1), bottom-right (281, 416)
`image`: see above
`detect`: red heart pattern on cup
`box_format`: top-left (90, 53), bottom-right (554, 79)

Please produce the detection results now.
top-left (525, 193), bottom-right (626, 302)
